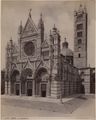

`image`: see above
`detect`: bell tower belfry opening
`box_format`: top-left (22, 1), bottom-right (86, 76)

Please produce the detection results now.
top-left (74, 5), bottom-right (87, 68)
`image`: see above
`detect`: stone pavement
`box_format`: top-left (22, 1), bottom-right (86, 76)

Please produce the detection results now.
top-left (1, 94), bottom-right (91, 113)
top-left (1, 94), bottom-right (95, 119)
top-left (1, 94), bottom-right (83, 103)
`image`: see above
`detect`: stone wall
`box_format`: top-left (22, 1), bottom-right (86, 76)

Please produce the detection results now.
top-left (59, 55), bottom-right (81, 98)
top-left (79, 68), bottom-right (91, 94)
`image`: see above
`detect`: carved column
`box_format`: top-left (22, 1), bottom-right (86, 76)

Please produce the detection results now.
top-left (20, 81), bottom-right (21, 96)
top-left (25, 81), bottom-right (27, 96)
top-left (8, 81), bottom-right (11, 95)
top-left (47, 76), bottom-right (51, 97)
top-left (32, 79), bottom-right (35, 96)
top-left (5, 81), bottom-right (8, 94)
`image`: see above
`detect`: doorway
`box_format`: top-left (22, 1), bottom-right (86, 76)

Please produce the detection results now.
top-left (27, 81), bottom-right (32, 96)
top-left (15, 84), bottom-right (20, 95)
top-left (35, 67), bottom-right (48, 96)
top-left (90, 72), bottom-right (95, 93)
top-left (81, 84), bottom-right (85, 94)
top-left (41, 84), bottom-right (46, 97)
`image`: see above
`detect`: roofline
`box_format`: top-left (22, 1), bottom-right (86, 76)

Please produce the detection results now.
top-left (79, 67), bottom-right (95, 70)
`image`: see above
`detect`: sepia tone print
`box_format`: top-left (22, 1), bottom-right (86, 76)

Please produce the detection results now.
top-left (1, 0), bottom-right (95, 119)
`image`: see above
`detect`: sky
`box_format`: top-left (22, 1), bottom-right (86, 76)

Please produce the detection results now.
top-left (1, 0), bottom-right (95, 69)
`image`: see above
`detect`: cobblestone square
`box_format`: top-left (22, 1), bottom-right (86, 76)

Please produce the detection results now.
top-left (1, 95), bottom-right (95, 119)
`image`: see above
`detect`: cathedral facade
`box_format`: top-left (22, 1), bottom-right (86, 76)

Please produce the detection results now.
top-left (5, 5), bottom-right (95, 98)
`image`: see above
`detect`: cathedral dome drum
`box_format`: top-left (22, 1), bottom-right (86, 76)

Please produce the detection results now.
top-left (61, 38), bottom-right (73, 57)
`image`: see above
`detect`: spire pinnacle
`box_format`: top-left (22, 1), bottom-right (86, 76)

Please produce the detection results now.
top-left (54, 24), bottom-right (56, 28)
top-left (63, 37), bottom-right (68, 48)
top-left (38, 12), bottom-right (44, 29)
top-left (45, 34), bottom-right (47, 40)
top-left (53, 24), bottom-right (57, 31)
top-left (79, 4), bottom-right (83, 12)
top-left (10, 37), bottom-right (13, 46)
top-left (29, 9), bottom-right (32, 17)
top-left (50, 30), bottom-right (52, 35)
top-left (40, 13), bottom-right (42, 19)
top-left (10, 37), bottom-right (12, 41)
top-left (40, 13), bottom-right (44, 23)
top-left (40, 13), bottom-right (43, 22)
top-left (64, 37), bottom-right (66, 42)
top-left (80, 4), bottom-right (82, 8)
top-left (84, 5), bottom-right (87, 12)
top-left (18, 20), bottom-right (23, 34)
top-left (20, 20), bottom-right (22, 25)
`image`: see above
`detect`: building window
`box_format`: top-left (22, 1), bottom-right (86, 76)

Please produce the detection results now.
top-left (42, 51), bottom-right (49, 58)
top-left (78, 47), bottom-right (81, 51)
top-left (77, 14), bottom-right (83, 21)
top-left (78, 39), bottom-right (82, 44)
top-left (78, 53), bottom-right (81, 58)
top-left (77, 24), bottom-right (83, 30)
top-left (77, 32), bottom-right (82, 37)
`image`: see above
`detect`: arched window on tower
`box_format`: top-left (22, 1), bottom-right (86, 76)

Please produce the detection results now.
top-left (78, 39), bottom-right (82, 44)
top-left (77, 32), bottom-right (82, 37)
top-left (77, 14), bottom-right (83, 21)
top-left (77, 24), bottom-right (83, 30)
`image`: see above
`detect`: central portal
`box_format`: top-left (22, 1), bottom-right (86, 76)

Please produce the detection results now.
top-left (35, 67), bottom-right (49, 97)
top-left (41, 84), bottom-right (46, 97)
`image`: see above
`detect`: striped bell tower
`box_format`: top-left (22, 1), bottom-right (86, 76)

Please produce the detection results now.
top-left (74, 5), bottom-right (87, 68)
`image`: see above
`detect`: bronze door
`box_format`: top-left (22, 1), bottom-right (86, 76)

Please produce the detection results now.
top-left (15, 84), bottom-right (20, 95)
top-left (27, 81), bottom-right (32, 96)
top-left (41, 84), bottom-right (46, 97)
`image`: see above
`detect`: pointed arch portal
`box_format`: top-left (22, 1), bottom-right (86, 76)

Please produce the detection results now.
top-left (11, 69), bottom-right (20, 95)
top-left (21, 68), bottom-right (33, 96)
top-left (10, 67), bottom-right (50, 97)
top-left (35, 67), bottom-right (49, 97)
